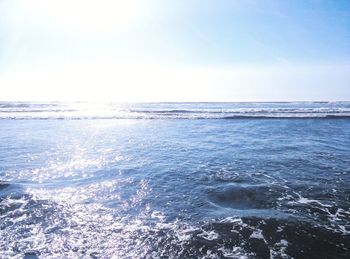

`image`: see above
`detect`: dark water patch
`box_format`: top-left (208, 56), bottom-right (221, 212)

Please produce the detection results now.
top-left (191, 217), bottom-right (350, 258)
top-left (0, 181), bottom-right (9, 191)
top-left (23, 252), bottom-right (39, 259)
top-left (207, 185), bottom-right (282, 210)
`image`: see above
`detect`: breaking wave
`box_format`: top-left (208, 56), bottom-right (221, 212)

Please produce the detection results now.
top-left (1, 101), bottom-right (350, 119)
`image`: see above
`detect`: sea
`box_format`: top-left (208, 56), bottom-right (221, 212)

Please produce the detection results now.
top-left (0, 101), bottom-right (349, 258)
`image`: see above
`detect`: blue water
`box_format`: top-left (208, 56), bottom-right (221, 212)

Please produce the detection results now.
top-left (0, 102), bottom-right (350, 258)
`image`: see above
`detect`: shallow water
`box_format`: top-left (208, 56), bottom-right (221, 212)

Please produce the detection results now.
top-left (1, 102), bottom-right (350, 258)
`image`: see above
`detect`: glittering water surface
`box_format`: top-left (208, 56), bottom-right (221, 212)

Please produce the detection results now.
top-left (0, 102), bottom-right (350, 258)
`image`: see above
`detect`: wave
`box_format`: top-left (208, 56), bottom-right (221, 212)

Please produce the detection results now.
top-left (1, 102), bottom-right (350, 119)
top-left (1, 114), bottom-right (350, 120)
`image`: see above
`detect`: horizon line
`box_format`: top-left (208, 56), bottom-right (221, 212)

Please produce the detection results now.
top-left (1, 100), bottom-right (350, 104)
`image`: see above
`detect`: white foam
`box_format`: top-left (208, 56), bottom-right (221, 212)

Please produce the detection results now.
top-left (217, 247), bottom-right (250, 258)
top-left (289, 193), bottom-right (332, 208)
top-left (219, 217), bottom-right (243, 224)
top-left (249, 228), bottom-right (269, 247)
top-left (250, 229), bottom-right (265, 240)
top-left (198, 230), bottom-right (219, 241)
top-left (270, 239), bottom-right (290, 259)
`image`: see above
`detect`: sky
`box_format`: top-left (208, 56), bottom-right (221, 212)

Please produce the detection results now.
top-left (0, 0), bottom-right (349, 102)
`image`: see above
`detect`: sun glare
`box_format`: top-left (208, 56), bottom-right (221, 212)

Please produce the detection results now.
top-left (19, 0), bottom-right (150, 33)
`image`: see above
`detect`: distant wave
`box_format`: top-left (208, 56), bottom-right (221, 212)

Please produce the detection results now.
top-left (1, 114), bottom-right (350, 120)
top-left (1, 102), bottom-right (350, 119)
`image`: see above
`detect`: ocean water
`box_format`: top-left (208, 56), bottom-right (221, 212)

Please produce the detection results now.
top-left (0, 102), bottom-right (349, 258)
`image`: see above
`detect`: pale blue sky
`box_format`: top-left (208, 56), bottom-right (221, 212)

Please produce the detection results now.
top-left (0, 0), bottom-right (349, 101)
